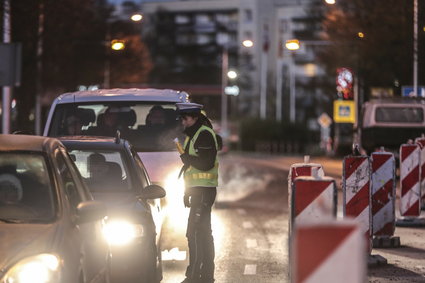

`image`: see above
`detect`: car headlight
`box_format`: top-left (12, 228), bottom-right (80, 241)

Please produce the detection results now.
top-left (164, 169), bottom-right (185, 203)
top-left (102, 220), bottom-right (143, 246)
top-left (2, 253), bottom-right (60, 283)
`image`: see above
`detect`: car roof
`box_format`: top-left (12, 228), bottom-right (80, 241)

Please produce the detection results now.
top-left (54, 88), bottom-right (190, 104)
top-left (58, 136), bottom-right (129, 151)
top-left (0, 134), bottom-right (61, 152)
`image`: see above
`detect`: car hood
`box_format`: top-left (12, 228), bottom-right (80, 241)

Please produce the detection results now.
top-left (92, 192), bottom-right (150, 215)
top-left (0, 223), bottom-right (58, 268)
top-left (138, 151), bottom-right (182, 183)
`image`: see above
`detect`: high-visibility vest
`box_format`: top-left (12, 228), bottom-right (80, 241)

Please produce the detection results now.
top-left (183, 125), bottom-right (219, 187)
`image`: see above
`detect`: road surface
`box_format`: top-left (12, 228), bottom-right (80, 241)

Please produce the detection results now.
top-left (160, 153), bottom-right (425, 282)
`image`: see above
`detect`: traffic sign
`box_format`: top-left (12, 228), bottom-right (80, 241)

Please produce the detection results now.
top-left (317, 113), bottom-right (332, 128)
top-left (333, 100), bottom-right (356, 123)
top-left (401, 86), bottom-right (425, 97)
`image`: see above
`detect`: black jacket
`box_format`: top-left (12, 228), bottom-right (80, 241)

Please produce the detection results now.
top-left (182, 117), bottom-right (217, 171)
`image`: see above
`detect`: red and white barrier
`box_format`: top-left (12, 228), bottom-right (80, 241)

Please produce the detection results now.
top-left (399, 143), bottom-right (421, 217)
top-left (291, 220), bottom-right (366, 283)
top-left (288, 157), bottom-right (325, 191)
top-left (370, 151), bottom-right (396, 236)
top-left (342, 155), bottom-right (371, 252)
top-left (415, 137), bottom-right (425, 208)
top-left (290, 176), bottom-right (337, 234)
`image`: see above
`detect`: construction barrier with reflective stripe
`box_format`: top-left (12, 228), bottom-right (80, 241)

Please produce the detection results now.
top-left (291, 220), bottom-right (366, 283)
top-left (399, 143), bottom-right (421, 217)
top-left (289, 176), bottom-right (337, 235)
top-left (342, 155), bottom-right (372, 253)
top-left (415, 137), bottom-right (425, 208)
top-left (371, 151), bottom-right (396, 237)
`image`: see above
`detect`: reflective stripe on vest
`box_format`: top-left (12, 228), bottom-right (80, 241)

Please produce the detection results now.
top-left (183, 125), bottom-right (219, 187)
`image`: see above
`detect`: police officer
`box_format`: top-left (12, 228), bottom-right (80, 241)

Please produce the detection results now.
top-left (177, 102), bottom-right (219, 283)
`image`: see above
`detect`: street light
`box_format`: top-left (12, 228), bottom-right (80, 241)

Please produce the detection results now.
top-left (285, 39), bottom-right (300, 51)
top-left (242, 39), bottom-right (254, 48)
top-left (111, 40), bottom-right (125, 51)
top-left (131, 13), bottom-right (143, 22)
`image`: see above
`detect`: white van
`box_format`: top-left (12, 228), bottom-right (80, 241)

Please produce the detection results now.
top-left (358, 98), bottom-right (425, 155)
top-left (44, 88), bottom-right (189, 193)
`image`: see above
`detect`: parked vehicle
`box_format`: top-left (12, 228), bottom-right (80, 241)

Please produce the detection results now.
top-left (44, 88), bottom-right (188, 208)
top-left (357, 98), bottom-right (425, 156)
top-left (59, 135), bottom-right (166, 283)
top-left (0, 134), bottom-right (110, 283)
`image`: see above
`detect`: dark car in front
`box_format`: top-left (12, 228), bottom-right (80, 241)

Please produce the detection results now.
top-left (59, 135), bottom-right (166, 283)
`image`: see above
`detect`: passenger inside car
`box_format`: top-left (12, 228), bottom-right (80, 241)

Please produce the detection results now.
top-left (0, 165), bottom-right (23, 205)
top-left (87, 153), bottom-right (125, 191)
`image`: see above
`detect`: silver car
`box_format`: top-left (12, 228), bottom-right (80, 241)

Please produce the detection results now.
top-left (0, 134), bottom-right (110, 283)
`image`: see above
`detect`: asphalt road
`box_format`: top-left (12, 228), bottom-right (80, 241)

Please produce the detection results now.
top-left (160, 153), bottom-right (425, 283)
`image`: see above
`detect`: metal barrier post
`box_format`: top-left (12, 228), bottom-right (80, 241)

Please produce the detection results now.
top-left (397, 142), bottom-right (425, 227)
top-left (370, 150), bottom-right (399, 248)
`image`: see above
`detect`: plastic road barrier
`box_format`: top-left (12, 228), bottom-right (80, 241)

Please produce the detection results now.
top-left (370, 151), bottom-right (396, 236)
top-left (415, 136), bottom-right (425, 208)
top-left (342, 155), bottom-right (372, 252)
top-left (289, 175), bottom-right (337, 235)
top-left (291, 220), bottom-right (366, 283)
top-left (288, 156), bottom-right (325, 190)
top-left (399, 143), bottom-right (421, 217)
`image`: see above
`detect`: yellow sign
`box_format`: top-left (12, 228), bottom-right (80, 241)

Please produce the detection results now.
top-left (333, 100), bottom-right (356, 123)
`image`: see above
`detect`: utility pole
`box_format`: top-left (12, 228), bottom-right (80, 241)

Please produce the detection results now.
top-left (413, 0), bottom-right (418, 96)
top-left (2, 0), bottom-right (11, 134)
top-left (221, 47), bottom-right (228, 138)
top-left (35, 1), bottom-right (44, 135)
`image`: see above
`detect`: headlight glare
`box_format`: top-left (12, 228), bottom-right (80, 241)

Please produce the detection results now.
top-left (102, 220), bottom-right (143, 245)
top-left (2, 254), bottom-right (60, 283)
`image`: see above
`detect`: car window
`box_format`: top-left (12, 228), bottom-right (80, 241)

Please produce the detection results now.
top-left (69, 149), bottom-right (132, 192)
top-left (55, 150), bottom-right (83, 211)
top-left (0, 153), bottom-right (55, 222)
top-left (375, 107), bottom-right (424, 123)
top-left (49, 102), bottom-right (185, 152)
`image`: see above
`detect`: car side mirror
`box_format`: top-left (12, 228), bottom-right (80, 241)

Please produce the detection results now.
top-left (76, 200), bottom-right (107, 224)
top-left (139, 184), bottom-right (166, 200)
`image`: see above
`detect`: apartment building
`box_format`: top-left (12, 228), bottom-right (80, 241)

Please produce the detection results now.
top-left (133, 0), bottom-right (329, 122)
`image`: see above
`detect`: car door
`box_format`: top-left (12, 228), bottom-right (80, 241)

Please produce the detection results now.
top-left (130, 147), bottom-right (162, 239)
top-left (55, 148), bottom-right (108, 282)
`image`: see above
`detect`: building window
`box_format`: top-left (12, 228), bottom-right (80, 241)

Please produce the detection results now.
top-left (175, 14), bottom-right (190, 24)
top-left (196, 14), bottom-right (212, 24)
top-left (244, 9), bottom-right (252, 23)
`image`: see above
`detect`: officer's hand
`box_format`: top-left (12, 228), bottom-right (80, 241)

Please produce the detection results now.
top-left (183, 194), bottom-right (191, 208)
top-left (180, 153), bottom-right (190, 165)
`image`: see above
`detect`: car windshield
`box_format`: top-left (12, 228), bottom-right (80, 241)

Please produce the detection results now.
top-left (69, 149), bottom-right (132, 192)
top-left (375, 107), bottom-right (424, 123)
top-left (49, 102), bottom-right (184, 152)
top-left (0, 153), bottom-right (55, 222)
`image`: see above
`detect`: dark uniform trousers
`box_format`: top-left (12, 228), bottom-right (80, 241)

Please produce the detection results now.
top-left (185, 187), bottom-right (217, 282)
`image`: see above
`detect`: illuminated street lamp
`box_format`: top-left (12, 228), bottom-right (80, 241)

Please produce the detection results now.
top-left (131, 13), bottom-right (143, 22)
top-left (285, 39), bottom-right (300, 51)
top-left (324, 0), bottom-right (336, 4)
top-left (242, 39), bottom-right (254, 48)
top-left (111, 40), bottom-right (125, 51)
top-left (227, 70), bottom-right (238, 80)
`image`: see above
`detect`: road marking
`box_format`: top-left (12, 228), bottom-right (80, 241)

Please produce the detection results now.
top-left (246, 239), bottom-right (257, 248)
top-left (244, 264), bottom-right (257, 275)
top-left (243, 221), bottom-right (253, 229)
top-left (237, 208), bottom-right (247, 215)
